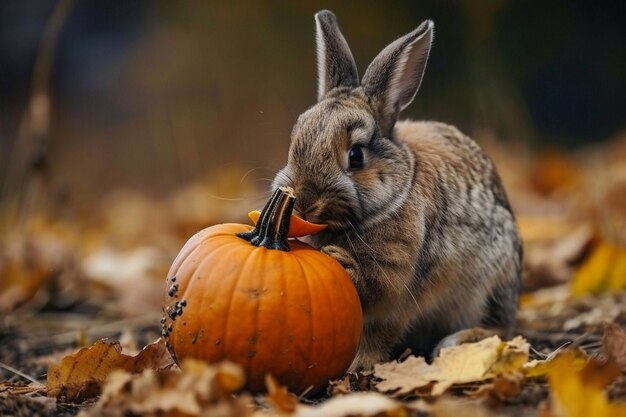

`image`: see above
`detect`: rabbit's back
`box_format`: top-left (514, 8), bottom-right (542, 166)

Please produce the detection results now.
top-left (392, 120), bottom-right (521, 354)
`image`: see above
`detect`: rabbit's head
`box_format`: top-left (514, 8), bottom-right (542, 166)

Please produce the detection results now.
top-left (274, 10), bottom-right (433, 231)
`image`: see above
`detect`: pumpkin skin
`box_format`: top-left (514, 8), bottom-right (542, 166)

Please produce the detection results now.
top-left (161, 188), bottom-right (363, 395)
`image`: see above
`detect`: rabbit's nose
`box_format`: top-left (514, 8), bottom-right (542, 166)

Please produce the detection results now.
top-left (294, 187), bottom-right (318, 219)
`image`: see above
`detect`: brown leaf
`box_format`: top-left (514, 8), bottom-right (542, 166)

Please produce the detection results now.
top-left (467, 372), bottom-right (523, 408)
top-left (81, 359), bottom-right (251, 417)
top-left (294, 392), bottom-right (407, 417)
top-left (328, 375), bottom-right (352, 396)
top-left (603, 323), bottom-right (626, 372)
top-left (47, 337), bottom-right (174, 402)
top-left (0, 381), bottom-right (46, 397)
top-left (265, 374), bottom-right (298, 414)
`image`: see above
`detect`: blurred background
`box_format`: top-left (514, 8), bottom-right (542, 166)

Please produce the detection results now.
top-left (2, 2), bottom-right (626, 396)
top-left (2, 0), bottom-right (625, 207)
top-left (1, 0), bottom-right (626, 317)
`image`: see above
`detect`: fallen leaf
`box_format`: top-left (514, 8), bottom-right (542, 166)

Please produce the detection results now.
top-left (294, 392), bottom-right (408, 417)
top-left (0, 217), bottom-right (79, 312)
top-left (79, 359), bottom-right (250, 417)
top-left (328, 375), bottom-right (353, 396)
top-left (47, 337), bottom-right (174, 402)
top-left (522, 223), bottom-right (594, 291)
top-left (546, 349), bottom-right (626, 417)
top-left (523, 348), bottom-right (588, 378)
top-left (572, 242), bottom-right (626, 296)
top-left (602, 323), bottom-right (626, 372)
top-left (374, 336), bottom-right (529, 397)
top-left (0, 381), bottom-right (46, 397)
top-left (563, 298), bottom-right (622, 331)
top-left (467, 372), bottom-right (523, 408)
top-left (265, 374), bottom-right (298, 414)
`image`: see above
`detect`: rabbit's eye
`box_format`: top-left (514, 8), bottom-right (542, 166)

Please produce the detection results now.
top-left (348, 146), bottom-right (364, 169)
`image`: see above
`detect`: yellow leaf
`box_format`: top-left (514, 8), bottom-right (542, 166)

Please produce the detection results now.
top-left (572, 242), bottom-right (626, 296)
top-left (546, 349), bottom-right (626, 417)
top-left (608, 249), bottom-right (626, 291)
top-left (374, 336), bottom-right (529, 396)
top-left (523, 348), bottom-right (587, 378)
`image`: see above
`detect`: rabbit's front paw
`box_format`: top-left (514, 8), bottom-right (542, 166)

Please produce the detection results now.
top-left (432, 327), bottom-right (498, 357)
top-left (321, 245), bottom-right (358, 277)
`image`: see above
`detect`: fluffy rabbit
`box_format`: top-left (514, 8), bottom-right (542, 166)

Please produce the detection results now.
top-left (273, 10), bottom-right (521, 370)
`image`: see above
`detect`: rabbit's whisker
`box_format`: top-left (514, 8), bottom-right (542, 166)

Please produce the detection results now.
top-left (239, 166), bottom-right (268, 184)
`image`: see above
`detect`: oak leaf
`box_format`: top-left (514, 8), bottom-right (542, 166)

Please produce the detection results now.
top-left (47, 337), bottom-right (174, 402)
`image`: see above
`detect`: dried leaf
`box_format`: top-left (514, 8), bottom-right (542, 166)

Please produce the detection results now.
top-left (294, 392), bottom-right (406, 417)
top-left (467, 372), bottom-right (523, 408)
top-left (0, 218), bottom-right (78, 312)
top-left (328, 375), bottom-right (353, 396)
top-left (522, 224), bottom-right (594, 291)
top-left (0, 381), bottom-right (46, 397)
top-left (523, 348), bottom-right (588, 378)
top-left (602, 323), bottom-right (626, 372)
top-left (265, 374), bottom-right (298, 414)
top-left (546, 349), bottom-right (626, 417)
top-left (47, 338), bottom-right (174, 402)
top-left (80, 359), bottom-right (250, 417)
top-left (572, 242), bottom-right (626, 296)
top-left (374, 336), bottom-right (529, 397)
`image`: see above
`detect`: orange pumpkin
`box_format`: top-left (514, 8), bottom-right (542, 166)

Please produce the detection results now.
top-left (161, 187), bottom-right (363, 395)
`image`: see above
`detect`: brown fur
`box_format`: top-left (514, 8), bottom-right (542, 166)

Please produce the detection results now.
top-left (272, 11), bottom-right (521, 370)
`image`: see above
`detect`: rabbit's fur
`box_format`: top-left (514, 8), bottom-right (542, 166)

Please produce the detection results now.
top-left (272, 10), bottom-right (521, 370)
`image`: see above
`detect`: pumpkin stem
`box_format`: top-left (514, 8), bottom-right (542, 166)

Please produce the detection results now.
top-left (237, 187), bottom-right (295, 251)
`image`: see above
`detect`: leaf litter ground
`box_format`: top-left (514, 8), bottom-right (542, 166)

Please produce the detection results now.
top-left (2, 138), bottom-right (626, 416)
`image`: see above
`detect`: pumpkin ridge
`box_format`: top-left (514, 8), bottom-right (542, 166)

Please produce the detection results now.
top-left (278, 251), bottom-right (289, 379)
top-left (175, 243), bottom-right (214, 299)
top-left (165, 242), bottom-right (209, 356)
top-left (189, 240), bottom-right (241, 358)
top-left (221, 241), bottom-right (257, 369)
top-left (168, 234), bottom-right (208, 281)
top-left (245, 248), bottom-right (265, 379)
top-left (298, 252), bottom-right (337, 383)
top-left (169, 241), bottom-right (212, 356)
top-left (295, 253), bottom-right (315, 392)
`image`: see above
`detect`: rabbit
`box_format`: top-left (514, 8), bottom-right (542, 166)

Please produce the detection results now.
top-left (272, 10), bottom-right (522, 370)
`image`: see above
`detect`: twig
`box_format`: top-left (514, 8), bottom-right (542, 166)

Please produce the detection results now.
top-left (0, 361), bottom-right (41, 385)
top-left (1, 0), bottom-right (75, 228)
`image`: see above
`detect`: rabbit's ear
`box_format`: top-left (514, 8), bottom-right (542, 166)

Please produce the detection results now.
top-left (362, 20), bottom-right (433, 136)
top-left (315, 10), bottom-right (359, 101)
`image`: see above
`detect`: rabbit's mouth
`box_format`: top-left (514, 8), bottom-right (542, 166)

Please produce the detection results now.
top-left (293, 209), bottom-right (345, 233)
